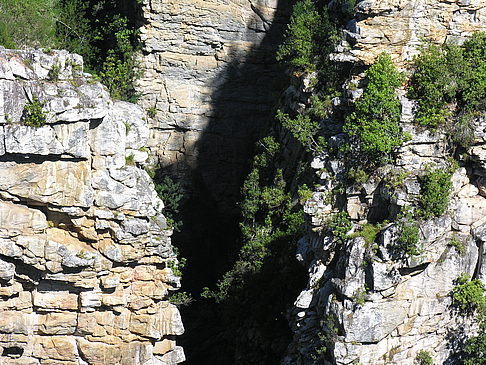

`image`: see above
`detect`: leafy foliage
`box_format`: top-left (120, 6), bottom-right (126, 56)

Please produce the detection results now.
top-left (0, 0), bottom-right (141, 102)
top-left (325, 211), bottom-right (352, 245)
top-left (409, 32), bottom-right (486, 139)
top-left (202, 136), bottom-right (305, 302)
top-left (416, 350), bottom-right (433, 365)
top-left (349, 223), bottom-right (382, 244)
top-left (344, 53), bottom-right (405, 165)
top-left (154, 176), bottom-right (183, 232)
top-left (418, 168), bottom-right (453, 219)
top-left (395, 208), bottom-right (421, 256)
top-left (0, 0), bottom-right (58, 48)
top-left (449, 234), bottom-right (466, 255)
top-left (463, 329), bottom-right (486, 365)
top-left (276, 0), bottom-right (338, 71)
top-left (168, 291), bottom-right (194, 307)
top-left (451, 273), bottom-right (486, 314)
top-left (22, 97), bottom-right (47, 127)
top-left (276, 109), bottom-right (325, 153)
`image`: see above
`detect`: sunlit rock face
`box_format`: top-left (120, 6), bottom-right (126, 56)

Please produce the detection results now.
top-left (335, 0), bottom-right (486, 66)
top-left (281, 1), bottom-right (486, 363)
top-left (0, 48), bottom-right (184, 365)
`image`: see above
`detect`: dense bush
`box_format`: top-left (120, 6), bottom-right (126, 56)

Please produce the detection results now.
top-left (276, 0), bottom-right (338, 72)
top-left (0, 0), bottom-right (141, 102)
top-left (463, 329), bottom-right (486, 365)
top-left (394, 208), bottom-right (421, 256)
top-left (0, 0), bottom-right (58, 49)
top-left (452, 273), bottom-right (486, 314)
top-left (276, 109), bottom-right (325, 153)
top-left (418, 168), bottom-right (453, 219)
top-left (202, 136), bottom-right (304, 302)
top-left (416, 350), bottom-right (433, 365)
top-left (344, 53), bottom-right (405, 165)
top-left (326, 211), bottom-right (352, 245)
top-left (22, 97), bottom-right (47, 127)
top-left (409, 32), bottom-right (486, 142)
top-left (154, 176), bottom-right (184, 232)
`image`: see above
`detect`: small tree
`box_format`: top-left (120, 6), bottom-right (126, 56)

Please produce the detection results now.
top-left (344, 53), bottom-right (405, 165)
top-left (418, 168), bottom-right (453, 219)
top-left (276, 0), bottom-right (337, 71)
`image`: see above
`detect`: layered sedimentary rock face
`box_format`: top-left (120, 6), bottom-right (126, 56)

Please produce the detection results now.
top-left (337, 0), bottom-right (486, 65)
top-left (136, 0), bottom-right (291, 207)
top-left (0, 49), bottom-right (184, 365)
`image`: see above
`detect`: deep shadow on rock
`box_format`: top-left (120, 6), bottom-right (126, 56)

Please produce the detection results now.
top-left (153, 0), bottom-right (308, 364)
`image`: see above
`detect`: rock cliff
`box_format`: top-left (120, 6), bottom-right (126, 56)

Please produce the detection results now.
top-left (282, 1), bottom-right (486, 364)
top-left (336, 0), bottom-right (486, 66)
top-left (0, 49), bottom-right (184, 365)
top-left (136, 0), bottom-right (292, 207)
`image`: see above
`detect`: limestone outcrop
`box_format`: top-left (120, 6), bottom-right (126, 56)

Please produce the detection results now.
top-left (0, 49), bottom-right (184, 365)
top-left (336, 0), bottom-right (486, 66)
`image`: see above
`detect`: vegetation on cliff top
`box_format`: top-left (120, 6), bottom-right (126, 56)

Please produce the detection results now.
top-left (409, 32), bottom-right (486, 147)
top-left (0, 0), bottom-right (141, 102)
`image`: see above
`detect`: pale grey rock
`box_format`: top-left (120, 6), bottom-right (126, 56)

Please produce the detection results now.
top-left (342, 300), bottom-right (410, 343)
top-left (52, 122), bottom-right (90, 158)
top-left (157, 346), bottom-right (186, 365)
top-left (0, 126), bottom-right (5, 155)
top-left (372, 261), bottom-right (401, 292)
top-left (4, 125), bottom-right (63, 155)
top-left (0, 258), bottom-right (15, 281)
top-left (294, 289), bottom-right (316, 309)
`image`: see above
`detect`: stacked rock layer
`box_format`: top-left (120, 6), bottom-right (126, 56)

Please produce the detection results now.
top-left (0, 49), bottom-right (184, 365)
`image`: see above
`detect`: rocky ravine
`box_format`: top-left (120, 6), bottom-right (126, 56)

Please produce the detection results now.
top-left (0, 49), bottom-right (184, 365)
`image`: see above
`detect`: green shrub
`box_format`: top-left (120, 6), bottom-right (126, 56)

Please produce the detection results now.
top-left (350, 223), bottom-right (382, 245)
top-left (125, 153), bottom-right (135, 166)
top-left (451, 273), bottom-right (486, 314)
top-left (449, 234), bottom-right (466, 255)
top-left (352, 286), bottom-right (367, 306)
top-left (395, 208), bottom-right (421, 256)
top-left (147, 107), bottom-right (157, 118)
top-left (461, 32), bottom-right (486, 111)
top-left (22, 97), bottom-right (47, 127)
top-left (168, 256), bottom-right (186, 278)
top-left (168, 291), bottom-right (193, 307)
top-left (155, 176), bottom-right (183, 232)
top-left (408, 44), bottom-right (458, 127)
top-left (409, 32), bottom-right (486, 131)
top-left (203, 137), bottom-right (304, 302)
top-left (326, 211), bottom-right (352, 245)
top-left (416, 350), bottom-right (433, 365)
top-left (297, 184), bottom-right (313, 204)
top-left (418, 168), bottom-right (453, 219)
top-left (0, 0), bottom-right (58, 48)
top-left (276, 109), bottom-right (325, 153)
top-left (276, 0), bottom-right (337, 71)
top-left (0, 21), bottom-right (15, 48)
top-left (48, 62), bottom-right (61, 81)
top-left (347, 166), bottom-right (369, 185)
top-left (344, 53), bottom-right (405, 165)
top-left (463, 330), bottom-right (486, 365)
